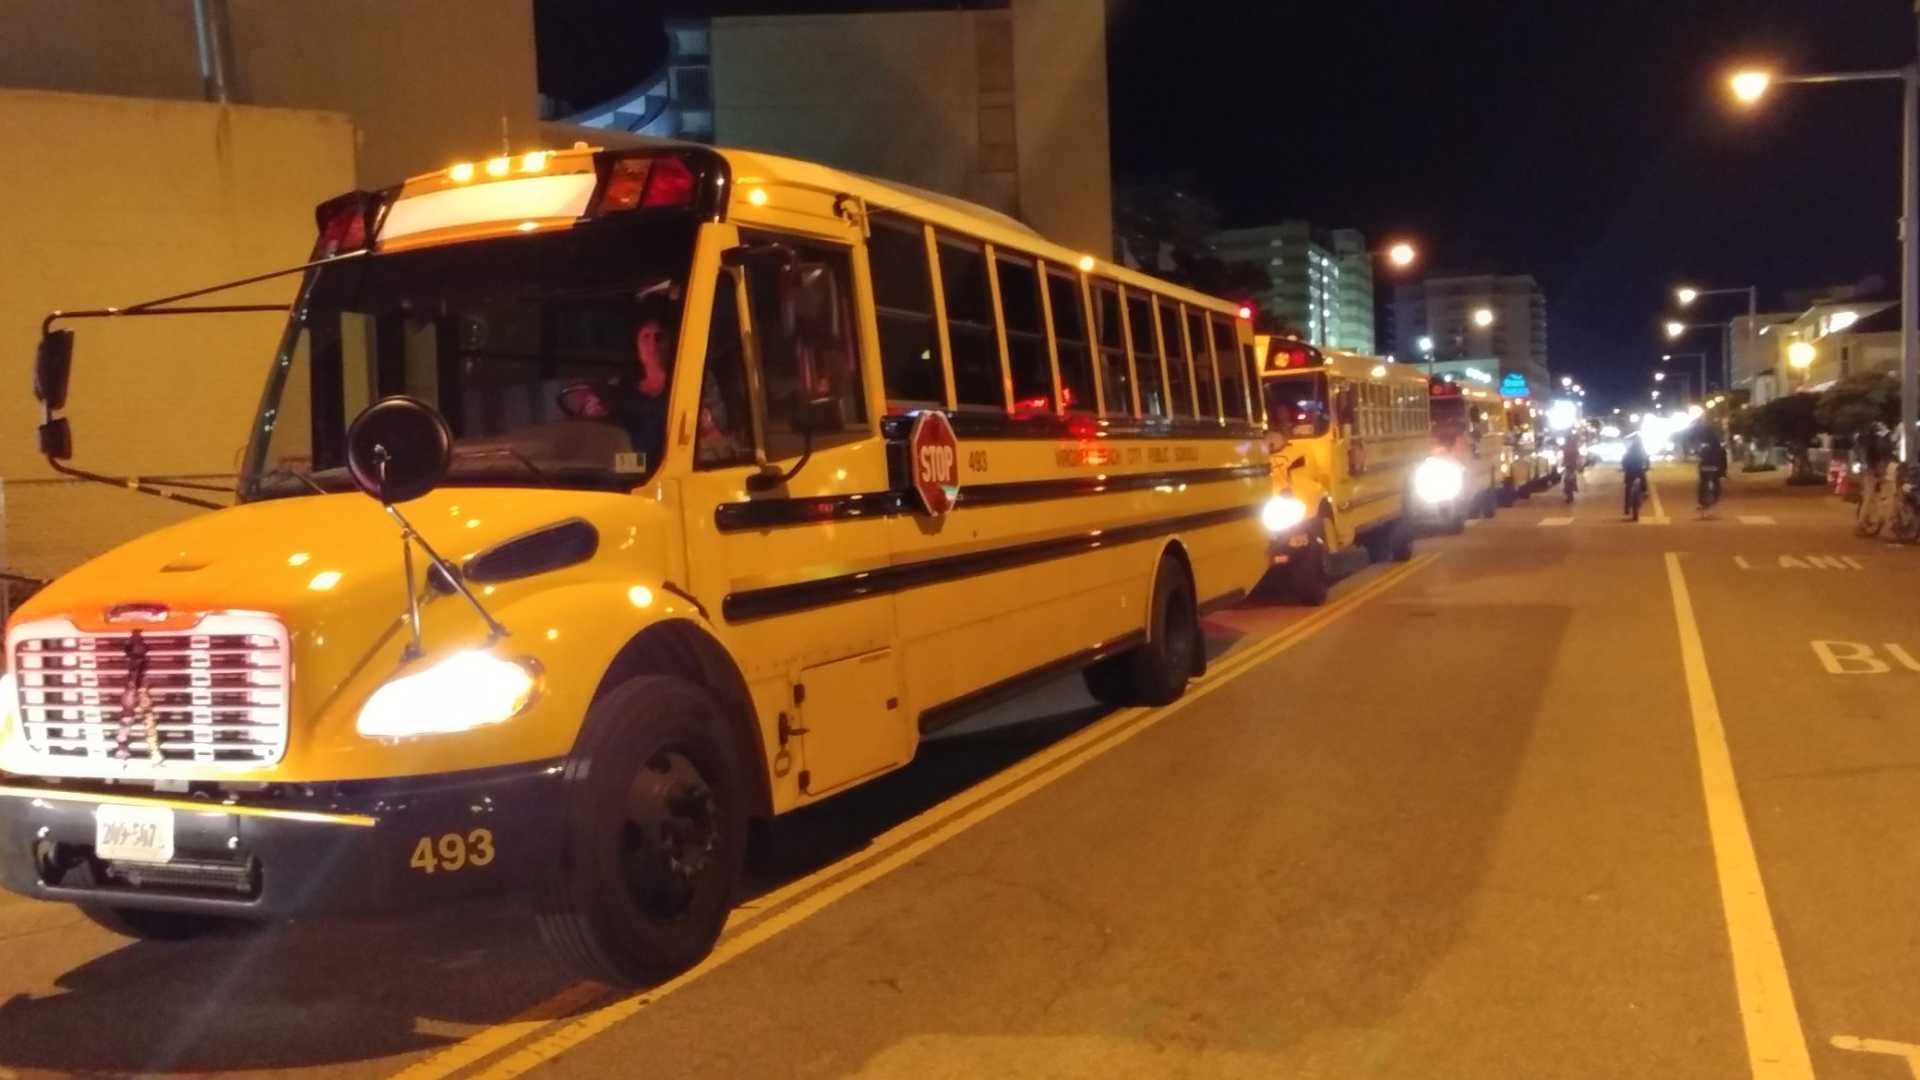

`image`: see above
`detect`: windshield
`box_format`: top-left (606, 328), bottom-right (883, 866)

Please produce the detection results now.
top-left (1263, 372), bottom-right (1330, 440)
top-left (243, 219), bottom-right (698, 500)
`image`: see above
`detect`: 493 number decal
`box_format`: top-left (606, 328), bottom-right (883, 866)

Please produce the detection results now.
top-left (409, 829), bottom-right (495, 874)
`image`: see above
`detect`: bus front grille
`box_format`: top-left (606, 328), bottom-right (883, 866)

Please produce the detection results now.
top-left (11, 614), bottom-right (291, 767)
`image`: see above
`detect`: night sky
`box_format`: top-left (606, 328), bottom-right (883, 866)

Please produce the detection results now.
top-left (538, 0), bottom-right (1920, 408)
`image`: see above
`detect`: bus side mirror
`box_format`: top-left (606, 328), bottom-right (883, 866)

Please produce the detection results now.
top-left (38, 417), bottom-right (72, 461)
top-left (34, 330), bottom-right (73, 410)
top-left (345, 396), bottom-right (451, 505)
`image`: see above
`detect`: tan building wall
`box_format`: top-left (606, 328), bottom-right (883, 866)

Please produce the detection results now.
top-left (0, 89), bottom-right (355, 579)
top-left (709, 0), bottom-right (1113, 256)
top-left (0, 0), bottom-right (537, 188)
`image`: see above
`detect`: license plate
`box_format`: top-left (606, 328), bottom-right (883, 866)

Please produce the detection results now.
top-left (94, 804), bottom-right (175, 864)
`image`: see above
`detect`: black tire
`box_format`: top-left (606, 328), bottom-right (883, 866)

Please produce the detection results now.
top-left (1497, 483), bottom-right (1516, 508)
top-left (1479, 491), bottom-right (1497, 519)
top-left (1390, 520), bottom-right (1415, 562)
top-left (538, 675), bottom-right (748, 987)
top-left (1288, 522), bottom-right (1331, 606)
top-left (78, 903), bottom-right (235, 941)
top-left (1084, 556), bottom-right (1201, 706)
top-left (1444, 503), bottom-right (1467, 535)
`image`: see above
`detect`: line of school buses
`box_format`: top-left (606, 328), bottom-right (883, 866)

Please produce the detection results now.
top-left (2, 137), bottom-right (1551, 985)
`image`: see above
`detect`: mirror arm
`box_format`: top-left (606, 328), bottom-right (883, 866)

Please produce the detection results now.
top-left (43, 458), bottom-right (227, 511)
top-left (745, 430), bottom-right (815, 493)
top-left (381, 503), bottom-right (510, 649)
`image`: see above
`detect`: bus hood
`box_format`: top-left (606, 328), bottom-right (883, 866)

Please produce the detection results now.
top-left (10, 489), bottom-right (644, 634)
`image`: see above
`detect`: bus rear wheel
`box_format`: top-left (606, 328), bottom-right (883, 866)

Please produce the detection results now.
top-left (1083, 557), bottom-right (1202, 706)
top-left (538, 674), bottom-right (746, 987)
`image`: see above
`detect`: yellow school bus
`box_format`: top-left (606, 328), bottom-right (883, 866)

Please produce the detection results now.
top-left (2, 141), bottom-right (1275, 983)
top-left (1426, 378), bottom-right (1505, 528)
top-left (1499, 396), bottom-right (1549, 501)
top-left (1256, 338), bottom-right (1451, 603)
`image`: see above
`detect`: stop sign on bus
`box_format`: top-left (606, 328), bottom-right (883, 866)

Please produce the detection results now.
top-left (909, 411), bottom-right (960, 516)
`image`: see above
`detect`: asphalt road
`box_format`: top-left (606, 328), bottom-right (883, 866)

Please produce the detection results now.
top-left (4, 462), bottom-right (1919, 1079)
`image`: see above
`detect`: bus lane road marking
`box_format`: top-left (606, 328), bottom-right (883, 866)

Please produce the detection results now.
top-left (1833, 1034), bottom-right (1920, 1077)
top-left (1665, 552), bottom-right (1814, 1079)
top-left (391, 555), bottom-right (1440, 1080)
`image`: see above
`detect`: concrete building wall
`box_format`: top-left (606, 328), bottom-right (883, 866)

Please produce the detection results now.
top-left (0, 0), bottom-right (538, 188)
top-left (1394, 274), bottom-right (1550, 394)
top-left (709, 0), bottom-right (1112, 256)
top-left (0, 89), bottom-right (355, 578)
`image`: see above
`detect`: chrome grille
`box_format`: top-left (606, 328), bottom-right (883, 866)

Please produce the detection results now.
top-left (11, 614), bottom-right (290, 767)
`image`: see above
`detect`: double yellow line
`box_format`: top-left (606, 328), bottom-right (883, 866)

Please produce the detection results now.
top-left (391, 553), bottom-right (1439, 1080)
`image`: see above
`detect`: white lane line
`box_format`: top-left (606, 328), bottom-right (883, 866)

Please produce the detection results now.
top-left (1664, 553), bottom-right (1813, 1079)
top-left (1539, 516), bottom-right (1574, 527)
top-left (1832, 1034), bottom-right (1920, 1076)
top-left (1637, 517), bottom-right (1672, 526)
top-left (1739, 516), bottom-right (1777, 526)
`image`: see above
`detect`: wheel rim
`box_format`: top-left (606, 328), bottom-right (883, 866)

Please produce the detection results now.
top-left (622, 748), bottom-right (723, 921)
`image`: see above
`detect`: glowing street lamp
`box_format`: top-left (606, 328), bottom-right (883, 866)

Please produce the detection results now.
top-left (1665, 320), bottom-right (1687, 339)
top-left (1729, 49), bottom-right (1920, 458)
top-left (1561, 375), bottom-right (1573, 388)
top-left (1387, 242), bottom-right (1417, 268)
top-left (1417, 335), bottom-right (1434, 354)
top-left (1730, 70), bottom-right (1771, 104)
top-left (1788, 341), bottom-right (1816, 369)
top-left (1676, 286), bottom-right (1701, 306)
top-left (1473, 308), bottom-right (1495, 329)
top-left (1654, 371), bottom-right (1667, 381)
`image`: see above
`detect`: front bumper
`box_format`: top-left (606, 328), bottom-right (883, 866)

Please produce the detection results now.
top-left (1266, 521), bottom-right (1315, 566)
top-left (0, 760), bottom-right (565, 919)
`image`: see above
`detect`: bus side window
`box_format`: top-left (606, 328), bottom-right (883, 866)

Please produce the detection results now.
top-left (1186, 309), bottom-right (1218, 418)
top-left (1126, 291), bottom-right (1165, 418)
top-left (937, 235), bottom-right (1004, 410)
top-left (996, 253), bottom-right (1053, 414)
top-left (1092, 281), bottom-right (1132, 417)
top-left (1045, 268), bottom-right (1096, 413)
top-left (868, 213), bottom-right (944, 407)
top-left (1210, 314), bottom-right (1247, 421)
top-left (739, 232), bottom-right (868, 462)
top-left (1241, 342), bottom-right (1261, 425)
top-left (1158, 299), bottom-right (1192, 418)
top-left (695, 271), bottom-right (755, 469)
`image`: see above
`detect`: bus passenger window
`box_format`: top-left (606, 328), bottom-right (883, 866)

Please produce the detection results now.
top-left (740, 232), bottom-right (867, 462)
top-left (1127, 293), bottom-right (1166, 417)
top-left (938, 236), bottom-right (1004, 409)
top-left (1186, 309), bottom-right (1218, 418)
top-left (1159, 299), bottom-right (1192, 417)
top-left (695, 272), bottom-right (754, 468)
top-left (1046, 268), bottom-right (1096, 413)
top-left (1241, 343), bottom-right (1262, 425)
top-left (997, 253), bottom-right (1053, 414)
top-left (1093, 282), bottom-right (1132, 416)
top-left (868, 214), bottom-right (944, 406)
top-left (1211, 314), bottom-right (1247, 420)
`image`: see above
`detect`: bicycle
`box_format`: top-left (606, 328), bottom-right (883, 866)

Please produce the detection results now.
top-left (1857, 462), bottom-right (1893, 537)
top-left (1562, 467), bottom-right (1578, 504)
top-left (1697, 467), bottom-right (1723, 514)
top-left (1893, 463), bottom-right (1920, 544)
top-left (1625, 473), bottom-right (1646, 522)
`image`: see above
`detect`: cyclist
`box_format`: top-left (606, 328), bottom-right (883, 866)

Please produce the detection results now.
top-left (1697, 431), bottom-right (1728, 510)
top-left (1622, 433), bottom-right (1651, 518)
top-left (1560, 436), bottom-right (1583, 502)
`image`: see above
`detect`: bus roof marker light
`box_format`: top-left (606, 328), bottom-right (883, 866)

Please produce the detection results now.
top-left (1077, 255), bottom-right (1096, 272)
top-left (1237, 304), bottom-right (1254, 320)
top-left (448, 162), bottom-right (475, 183)
top-left (515, 221), bottom-right (539, 233)
top-left (484, 157), bottom-right (511, 178)
top-left (746, 187), bottom-right (768, 207)
top-left (520, 151), bottom-right (549, 173)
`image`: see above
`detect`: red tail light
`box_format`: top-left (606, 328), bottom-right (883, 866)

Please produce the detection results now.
top-left (595, 155), bottom-right (698, 215)
top-left (312, 192), bottom-right (374, 259)
top-left (641, 157), bottom-right (695, 208)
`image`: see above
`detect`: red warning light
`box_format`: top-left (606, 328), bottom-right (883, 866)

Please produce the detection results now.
top-left (1236, 304), bottom-right (1254, 320)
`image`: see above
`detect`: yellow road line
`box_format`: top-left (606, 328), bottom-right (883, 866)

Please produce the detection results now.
top-left (1663, 553), bottom-right (1811, 1079)
top-left (1647, 474), bottom-right (1670, 523)
top-left (395, 554), bottom-right (1437, 1080)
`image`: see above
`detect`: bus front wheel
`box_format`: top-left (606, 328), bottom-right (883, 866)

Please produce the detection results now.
top-left (1288, 523), bottom-right (1331, 606)
top-left (538, 674), bottom-right (747, 987)
top-left (1084, 557), bottom-right (1202, 706)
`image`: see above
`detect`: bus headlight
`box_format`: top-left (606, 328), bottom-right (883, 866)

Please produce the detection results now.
top-left (1262, 495), bottom-right (1309, 533)
top-left (357, 651), bottom-right (539, 739)
top-left (1414, 458), bottom-right (1466, 504)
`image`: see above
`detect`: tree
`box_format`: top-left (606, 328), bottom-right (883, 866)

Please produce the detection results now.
top-left (1112, 178), bottom-right (1272, 321)
top-left (1815, 372), bottom-right (1899, 439)
top-left (1746, 392), bottom-right (1821, 481)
